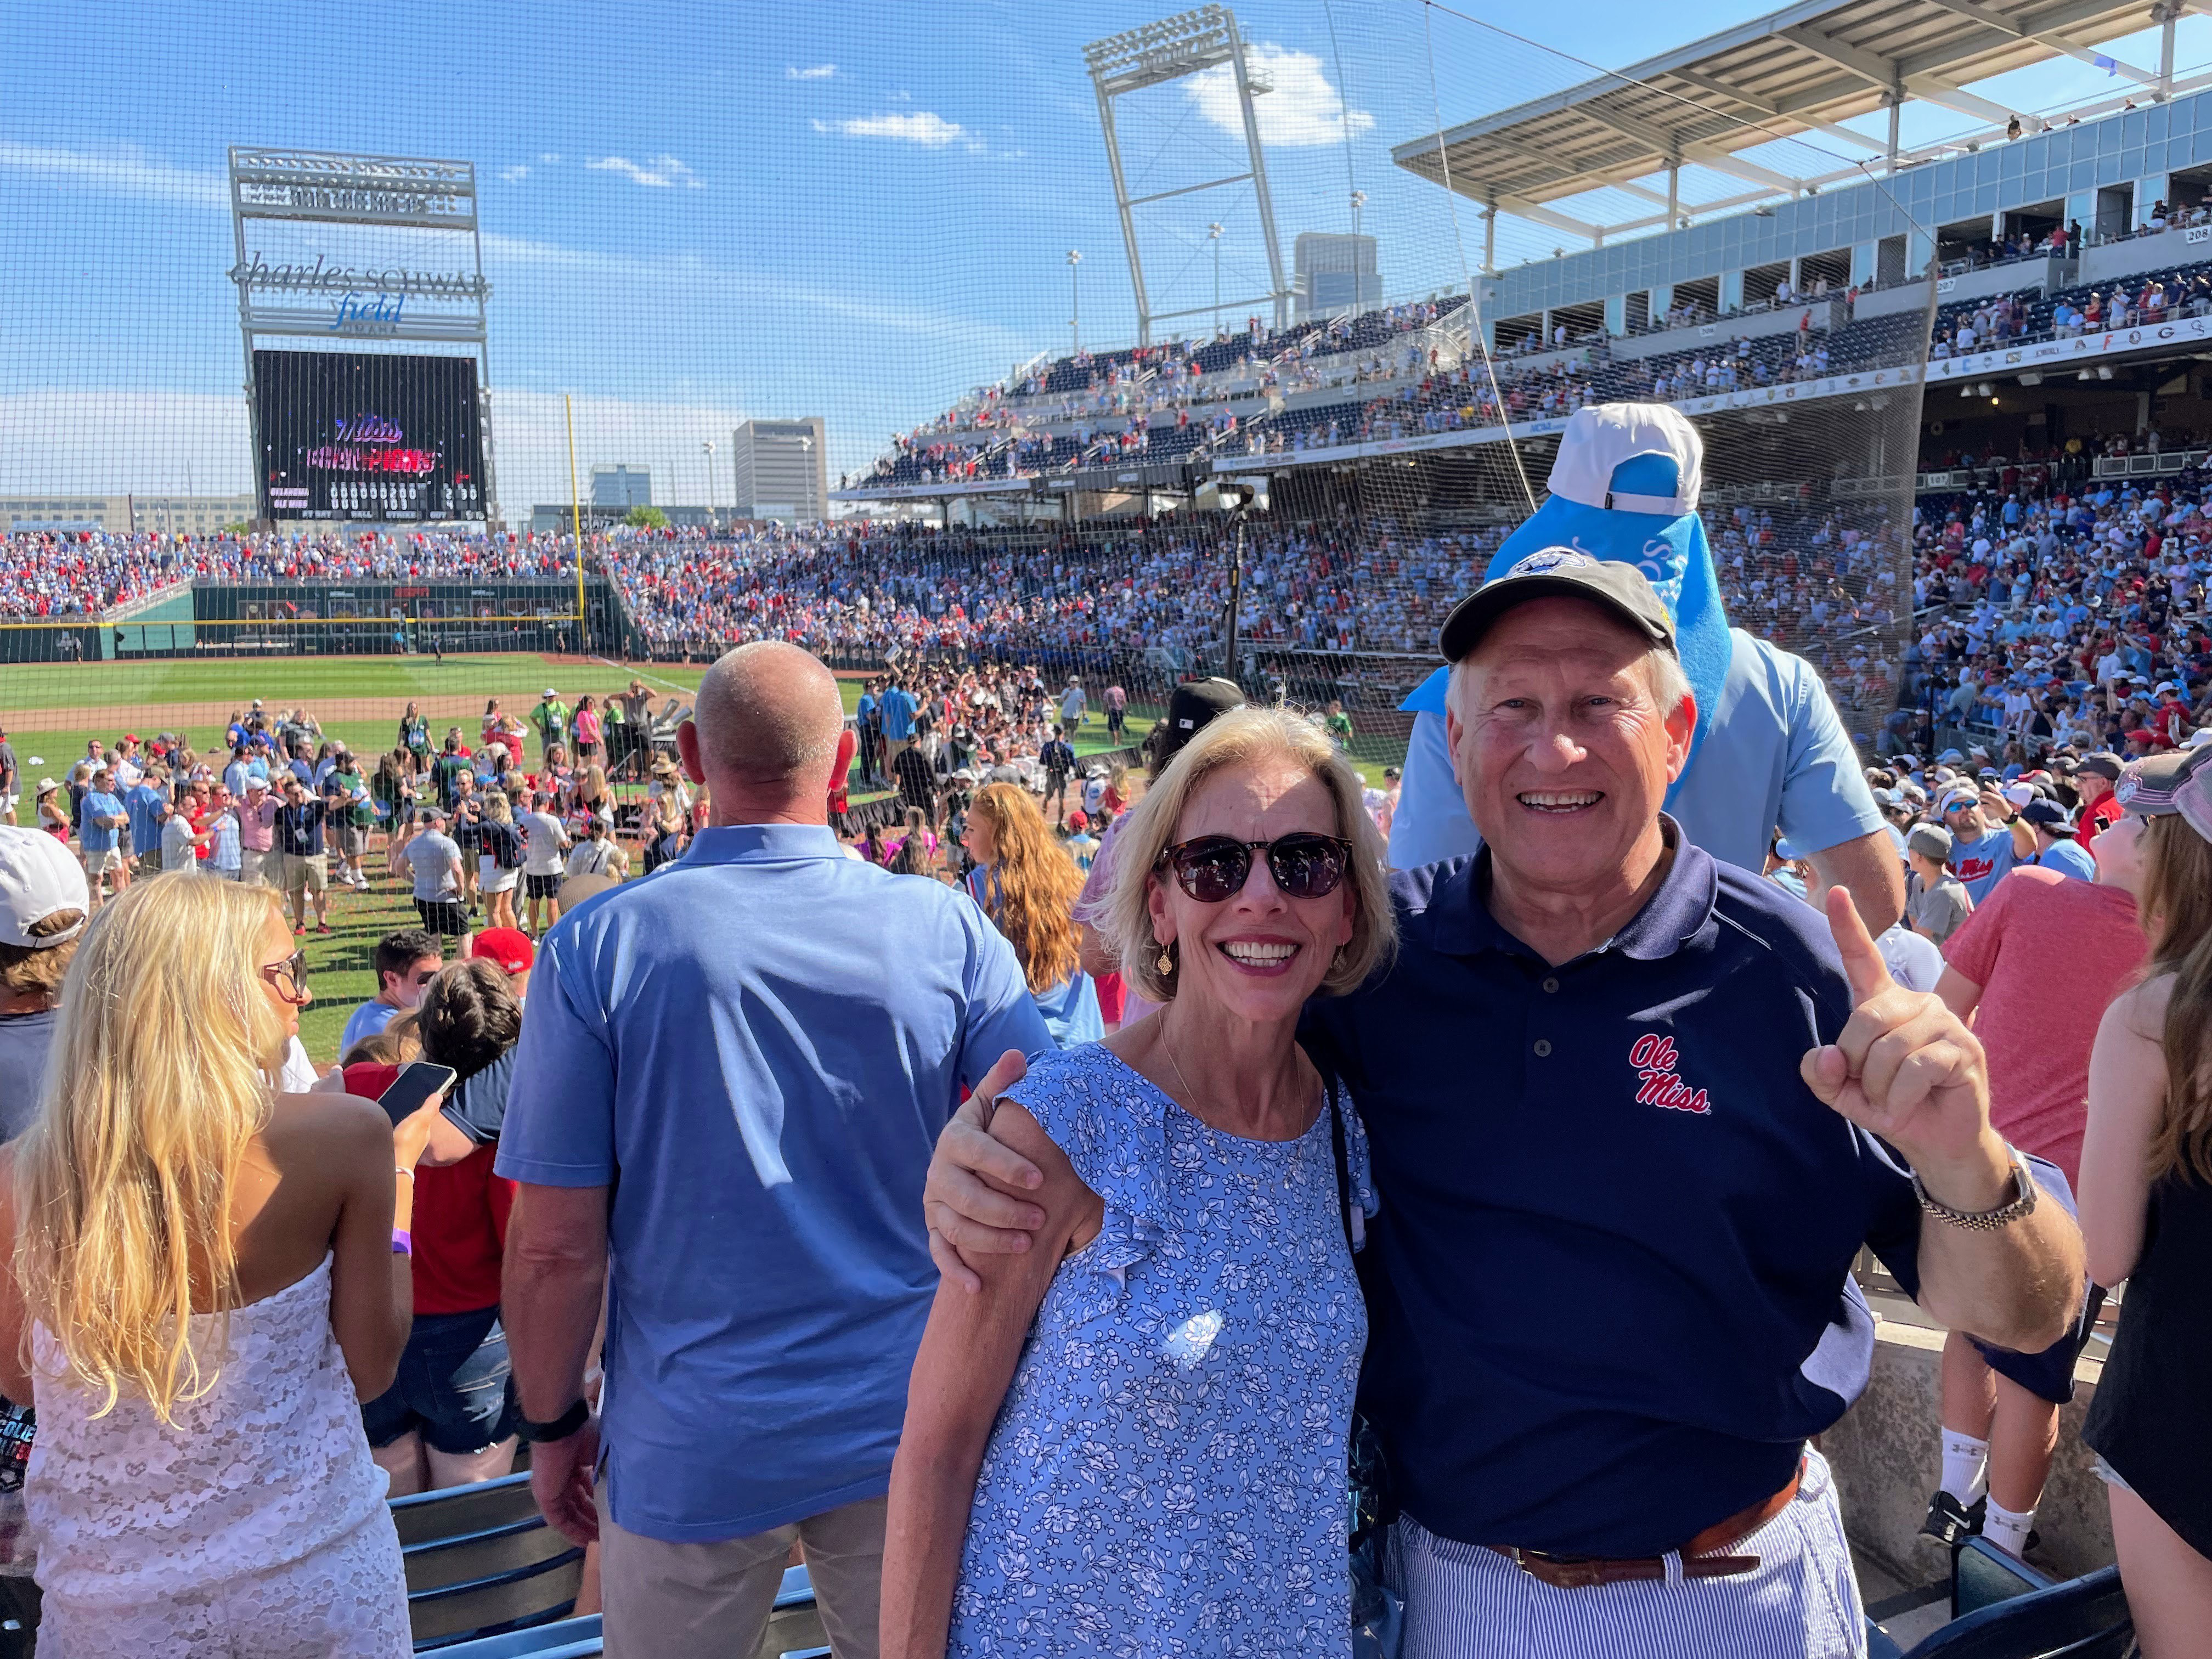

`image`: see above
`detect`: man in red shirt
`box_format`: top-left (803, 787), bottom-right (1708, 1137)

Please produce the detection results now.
top-left (2072, 753), bottom-right (2125, 847)
top-left (1917, 859), bottom-right (2145, 1559)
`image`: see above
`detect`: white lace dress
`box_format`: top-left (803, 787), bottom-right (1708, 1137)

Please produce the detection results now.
top-left (27, 1254), bottom-right (411, 1657)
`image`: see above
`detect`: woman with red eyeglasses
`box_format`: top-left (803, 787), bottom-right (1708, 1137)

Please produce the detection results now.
top-left (0, 877), bottom-right (455, 1655)
top-left (883, 707), bottom-right (1396, 1658)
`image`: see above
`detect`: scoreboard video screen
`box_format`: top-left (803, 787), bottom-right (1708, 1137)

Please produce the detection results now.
top-left (254, 351), bottom-right (486, 521)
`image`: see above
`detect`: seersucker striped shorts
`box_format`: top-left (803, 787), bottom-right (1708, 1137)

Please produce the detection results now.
top-left (1386, 1447), bottom-right (1867, 1659)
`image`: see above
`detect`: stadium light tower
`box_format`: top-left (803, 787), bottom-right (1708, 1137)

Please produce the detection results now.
top-left (1068, 250), bottom-right (1084, 357)
top-left (702, 439), bottom-right (716, 526)
top-left (1208, 222), bottom-right (1224, 334)
top-left (1084, 6), bottom-right (1289, 344)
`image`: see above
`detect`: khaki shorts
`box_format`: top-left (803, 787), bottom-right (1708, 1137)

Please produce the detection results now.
top-left (82, 847), bottom-right (122, 877)
top-left (240, 848), bottom-right (269, 887)
top-left (598, 1487), bottom-right (883, 1659)
top-left (277, 851), bottom-right (328, 895)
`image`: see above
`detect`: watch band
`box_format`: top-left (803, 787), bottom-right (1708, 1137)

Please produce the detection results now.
top-left (517, 1397), bottom-right (590, 1444)
top-left (1913, 1148), bottom-right (2039, 1232)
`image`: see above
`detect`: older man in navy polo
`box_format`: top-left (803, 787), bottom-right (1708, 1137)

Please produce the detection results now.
top-left (928, 556), bottom-right (2081, 1657)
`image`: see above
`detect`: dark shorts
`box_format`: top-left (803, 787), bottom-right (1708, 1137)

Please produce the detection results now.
top-left (1972, 1283), bottom-right (2108, 1405)
top-left (361, 1305), bottom-right (519, 1454)
top-left (415, 898), bottom-right (471, 938)
top-left (524, 871), bottom-right (562, 899)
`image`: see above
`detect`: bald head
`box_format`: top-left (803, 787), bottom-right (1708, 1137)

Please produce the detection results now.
top-left (687, 642), bottom-right (844, 808)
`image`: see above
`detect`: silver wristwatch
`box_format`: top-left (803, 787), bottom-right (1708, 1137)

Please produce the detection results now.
top-left (1912, 1148), bottom-right (2039, 1232)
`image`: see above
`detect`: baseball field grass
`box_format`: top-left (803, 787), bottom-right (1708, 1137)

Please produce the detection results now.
top-left (0, 652), bottom-right (1173, 1064)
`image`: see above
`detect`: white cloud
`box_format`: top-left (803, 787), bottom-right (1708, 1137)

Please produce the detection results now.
top-left (813, 111), bottom-right (968, 146)
top-left (538, 152), bottom-right (561, 164)
top-left (786, 64), bottom-right (836, 80)
top-left (585, 154), bottom-right (704, 189)
top-left (500, 164), bottom-right (531, 183)
top-left (0, 141), bottom-right (227, 208)
top-left (1189, 44), bottom-right (1373, 147)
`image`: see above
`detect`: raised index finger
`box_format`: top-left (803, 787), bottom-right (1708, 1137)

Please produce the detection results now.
top-left (1824, 883), bottom-right (1894, 1005)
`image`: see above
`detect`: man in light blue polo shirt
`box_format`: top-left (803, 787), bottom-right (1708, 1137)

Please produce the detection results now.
top-left (498, 641), bottom-right (1048, 1659)
top-left (1387, 404), bottom-right (1903, 930)
top-left (123, 769), bottom-right (170, 877)
top-left (878, 673), bottom-right (919, 774)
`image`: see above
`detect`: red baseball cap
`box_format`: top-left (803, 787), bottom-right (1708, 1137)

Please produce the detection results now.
top-left (475, 927), bottom-right (535, 977)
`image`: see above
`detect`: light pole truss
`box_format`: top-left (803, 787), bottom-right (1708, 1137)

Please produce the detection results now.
top-left (1084, 5), bottom-right (1290, 343)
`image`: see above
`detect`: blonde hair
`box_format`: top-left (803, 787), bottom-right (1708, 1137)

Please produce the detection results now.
top-left (2140, 815), bottom-right (2212, 1184)
top-left (13, 877), bottom-right (290, 1421)
top-left (1096, 707), bottom-right (1395, 1005)
top-left (968, 783), bottom-right (1084, 994)
top-left (483, 790), bottom-right (514, 823)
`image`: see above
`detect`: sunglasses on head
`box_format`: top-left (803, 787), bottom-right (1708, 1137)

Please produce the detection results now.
top-left (1156, 833), bottom-right (1353, 905)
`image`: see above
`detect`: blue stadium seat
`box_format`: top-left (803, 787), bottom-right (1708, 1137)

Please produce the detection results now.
top-left (1886, 1541), bottom-right (2131, 1658)
top-left (391, 1472), bottom-right (584, 1649)
top-left (1952, 1536), bottom-right (2056, 1618)
top-left (390, 1471), bottom-right (538, 1548)
top-left (423, 1615), bottom-right (602, 1659)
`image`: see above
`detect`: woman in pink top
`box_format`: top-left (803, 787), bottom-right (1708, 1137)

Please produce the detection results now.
top-left (1915, 856), bottom-right (2147, 1561)
top-left (571, 697), bottom-right (603, 762)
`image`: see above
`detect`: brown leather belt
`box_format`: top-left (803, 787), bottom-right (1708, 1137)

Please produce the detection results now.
top-left (1486, 1459), bottom-right (1804, 1590)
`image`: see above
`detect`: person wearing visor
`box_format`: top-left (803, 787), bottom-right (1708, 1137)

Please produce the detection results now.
top-left (1389, 403), bottom-right (1903, 934)
top-left (928, 555), bottom-right (2083, 1657)
top-left (2078, 745), bottom-right (2212, 1653)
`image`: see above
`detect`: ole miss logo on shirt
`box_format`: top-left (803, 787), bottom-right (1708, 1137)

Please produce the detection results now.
top-left (1630, 1032), bottom-right (1711, 1115)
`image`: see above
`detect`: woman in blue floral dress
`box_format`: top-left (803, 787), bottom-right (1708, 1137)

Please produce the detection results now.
top-left (882, 707), bottom-right (1396, 1658)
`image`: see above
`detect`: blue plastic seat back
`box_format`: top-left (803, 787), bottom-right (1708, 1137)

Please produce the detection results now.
top-left (1905, 1552), bottom-right (2131, 1659)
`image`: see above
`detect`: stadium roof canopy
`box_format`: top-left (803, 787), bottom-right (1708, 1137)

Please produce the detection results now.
top-left (1393, 0), bottom-right (2205, 242)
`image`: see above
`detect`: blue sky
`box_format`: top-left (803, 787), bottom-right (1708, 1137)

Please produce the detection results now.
top-left (4, 0), bottom-right (2206, 511)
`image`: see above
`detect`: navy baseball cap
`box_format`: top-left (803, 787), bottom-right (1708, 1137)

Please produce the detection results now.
top-left (1440, 549), bottom-right (1676, 663)
top-left (2019, 798), bottom-right (2075, 837)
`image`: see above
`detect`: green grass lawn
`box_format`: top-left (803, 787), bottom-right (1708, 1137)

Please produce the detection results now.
top-left (0, 654), bottom-right (704, 791)
top-left (1, 649), bottom-right (1391, 1066)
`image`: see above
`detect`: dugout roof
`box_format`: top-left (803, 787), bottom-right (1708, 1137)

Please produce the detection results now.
top-left (1393, 0), bottom-right (2181, 236)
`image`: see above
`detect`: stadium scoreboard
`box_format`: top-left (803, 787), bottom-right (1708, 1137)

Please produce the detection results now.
top-left (254, 350), bottom-right (487, 522)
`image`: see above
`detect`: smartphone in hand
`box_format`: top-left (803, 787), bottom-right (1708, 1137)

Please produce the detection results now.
top-left (376, 1061), bottom-right (459, 1129)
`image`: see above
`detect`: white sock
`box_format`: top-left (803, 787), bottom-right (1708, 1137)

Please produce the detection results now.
top-left (1984, 1498), bottom-right (2035, 1556)
top-left (1940, 1432), bottom-right (1990, 1505)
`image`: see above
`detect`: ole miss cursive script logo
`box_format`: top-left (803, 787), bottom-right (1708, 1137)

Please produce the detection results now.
top-left (1629, 1032), bottom-right (1711, 1115)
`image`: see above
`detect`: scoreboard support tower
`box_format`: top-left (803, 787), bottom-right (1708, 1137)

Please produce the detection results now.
top-left (227, 148), bottom-right (498, 528)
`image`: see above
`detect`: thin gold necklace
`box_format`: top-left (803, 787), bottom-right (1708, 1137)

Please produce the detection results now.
top-left (1161, 1020), bottom-right (1201, 1113)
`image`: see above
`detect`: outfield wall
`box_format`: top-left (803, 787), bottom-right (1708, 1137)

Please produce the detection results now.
top-left (0, 578), bottom-right (629, 664)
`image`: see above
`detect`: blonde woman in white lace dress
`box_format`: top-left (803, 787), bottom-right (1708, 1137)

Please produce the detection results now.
top-left (0, 875), bottom-right (444, 1657)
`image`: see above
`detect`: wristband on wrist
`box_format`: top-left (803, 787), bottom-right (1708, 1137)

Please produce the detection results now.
top-left (391, 1229), bottom-right (413, 1256)
top-left (517, 1397), bottom-right (591, 1444)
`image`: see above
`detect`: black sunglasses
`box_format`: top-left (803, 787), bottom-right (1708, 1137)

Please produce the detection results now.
top-left (1156, 833), bottom-right (1353, 905)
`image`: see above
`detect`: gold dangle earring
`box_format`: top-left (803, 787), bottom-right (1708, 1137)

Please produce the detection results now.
top-left (1156, 940), bottom-right (1175, 977)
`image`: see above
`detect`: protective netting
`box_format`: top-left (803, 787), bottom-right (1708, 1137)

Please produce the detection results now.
top-left (0, 0), bottom-right (1937, 789)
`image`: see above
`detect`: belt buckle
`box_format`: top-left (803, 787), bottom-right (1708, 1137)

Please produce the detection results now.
top-left (1506, 1548), bottom-right (1609, 1589)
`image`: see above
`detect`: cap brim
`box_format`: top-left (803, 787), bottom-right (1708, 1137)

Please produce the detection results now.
top-left (1441, 574), bottom-right (1673, 663)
